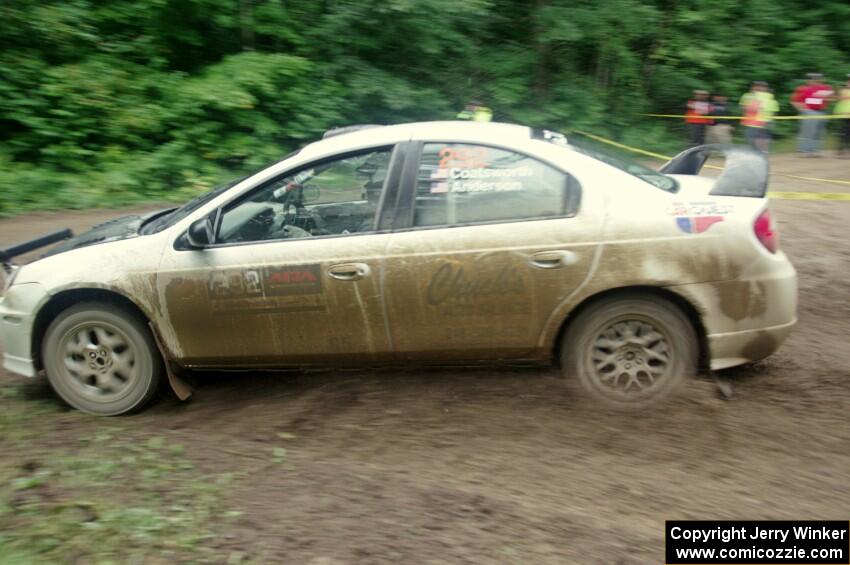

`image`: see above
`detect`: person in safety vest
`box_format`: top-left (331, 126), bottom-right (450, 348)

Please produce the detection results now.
top-left (457, 101), bottom-right (493, 122)
top-left (739, 81), bottom-right (779, 153)
top-left (791, 72), bottom-right (835, 156)
top-left (685, 90), bottom-right (712, 147)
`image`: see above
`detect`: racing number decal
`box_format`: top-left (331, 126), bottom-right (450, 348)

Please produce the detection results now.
top-left (438, 146), bottom-right (489, 170)
top-left (207, 264), bottom-right (326, 313)
top-left (208, 265), bottom-right (322, 299)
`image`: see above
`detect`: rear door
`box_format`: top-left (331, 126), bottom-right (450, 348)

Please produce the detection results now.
top-left (380, 141), bottom-right (603, 362)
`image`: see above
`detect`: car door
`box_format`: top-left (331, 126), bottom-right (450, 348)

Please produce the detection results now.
top-left (380, 141), bottom-right (603, 362)
top-left (156, 145), bottom-right (405, 367)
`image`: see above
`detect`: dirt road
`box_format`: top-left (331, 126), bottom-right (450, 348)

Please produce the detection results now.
top-left (1, 154), bottom-right (849, 563)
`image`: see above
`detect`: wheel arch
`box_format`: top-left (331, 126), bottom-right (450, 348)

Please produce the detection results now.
top-left (31, 287), bottom-right (155, 372)
top-left (551, 285), bottom-right (709, 371)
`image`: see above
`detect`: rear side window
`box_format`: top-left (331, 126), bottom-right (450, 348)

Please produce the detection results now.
top-left (413, 143), bottom-right (578, 228)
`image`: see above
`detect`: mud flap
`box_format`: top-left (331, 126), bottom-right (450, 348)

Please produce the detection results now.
top-left (710, 372), bottom-right (733, 399)
top-left (148, 322), bottom-right (192, 401)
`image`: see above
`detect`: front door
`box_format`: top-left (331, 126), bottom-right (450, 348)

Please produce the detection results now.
top-left (158, 146), bottom-right (400, 367)
top-left (381, 142), bottom-right (602, 362)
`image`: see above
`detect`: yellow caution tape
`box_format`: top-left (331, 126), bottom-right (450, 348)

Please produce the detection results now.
top-left (772, 173), bottom-right (850, 187)
top-left (569, 130), bottom-right (850, 196)
top-left (641, 113), bottom-right (850, 120)
top-left (769, 191), bottom-right (850, 201)
top-left (572, 130), bottom-right (672, 160)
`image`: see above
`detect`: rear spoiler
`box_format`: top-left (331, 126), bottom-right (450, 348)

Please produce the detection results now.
top-left (660, 144), bottom-right (768, 198)
top-left (0, 228), bottom-right (73, 273)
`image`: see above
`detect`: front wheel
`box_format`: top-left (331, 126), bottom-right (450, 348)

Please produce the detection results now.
top-left (42, 302), bottom-right (163, 415)
top-left (560, 294), bottom-right (698, 406)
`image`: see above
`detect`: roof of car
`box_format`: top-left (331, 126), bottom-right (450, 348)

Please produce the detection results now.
top-left (404, 120), bottom-right (532, 140)
top-left (331, 120), bottom-right (529, 143)
top-left (303, 121), bottom-right (533, 158)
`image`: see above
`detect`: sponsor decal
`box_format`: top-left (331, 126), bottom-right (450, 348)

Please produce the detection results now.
top-left (670, 201), bottom-right (732, 234)
top-left (426, 261), bottom-right (526, 306)
top-left (264, 265), bottom-right (322, 296)
top-left (419, 256), bottom-right (532, 344)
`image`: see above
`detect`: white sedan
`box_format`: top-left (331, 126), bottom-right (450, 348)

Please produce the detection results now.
top-left (0, 121), bottom-right (797, 414)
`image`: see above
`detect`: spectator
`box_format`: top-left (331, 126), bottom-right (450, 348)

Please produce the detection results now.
top-left (457, 100), bottom-right (493, 122)
top-left (706, 94), bottom-right (733, 144)
top-left (685, 90), bottom-right (712, 146)
top-left (739, 81), bottom-right (779, 153)
top-left (837, 74), bottom-right (850, 157)
top-left (791, 72), bottom-right (835, 156)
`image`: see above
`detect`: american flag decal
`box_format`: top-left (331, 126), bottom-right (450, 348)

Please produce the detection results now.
top-left (676, 216), bottom-right (724, 234)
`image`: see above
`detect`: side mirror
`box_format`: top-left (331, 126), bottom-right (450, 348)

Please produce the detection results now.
top-left (186, 216), bottom-right (215, 248)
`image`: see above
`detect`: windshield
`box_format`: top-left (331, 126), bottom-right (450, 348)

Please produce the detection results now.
top-left (533, 129), bottom-right (678, 192)
top-left (141, 148), bottom-right (302, 234)
top-left (141, 176), bottom-right (245, 234)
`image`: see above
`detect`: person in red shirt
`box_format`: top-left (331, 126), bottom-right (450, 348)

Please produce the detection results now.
top-left (685, 90), bottom-right (712, 147)
top-left (791, 72), bottom-right (835, 156)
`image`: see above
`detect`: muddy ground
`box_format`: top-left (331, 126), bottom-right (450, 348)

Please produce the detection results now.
top-left (1, 153), bottom-right (849, 563)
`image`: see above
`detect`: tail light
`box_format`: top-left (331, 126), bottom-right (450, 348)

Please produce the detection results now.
top-left (754, 209), bottom-right (778, 253)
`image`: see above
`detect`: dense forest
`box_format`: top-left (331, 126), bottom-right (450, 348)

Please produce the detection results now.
top-left (1, 0), bottom-right (848, 214)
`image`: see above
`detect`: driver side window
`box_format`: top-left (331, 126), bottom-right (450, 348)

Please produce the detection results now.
top-left (217, 147), bottom-right (393, 244)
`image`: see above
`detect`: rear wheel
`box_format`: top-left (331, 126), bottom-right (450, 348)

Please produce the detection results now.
top-left (42, 302), bottom-right (163, 415)
top-left (561, 294), bottom-right (697, 406)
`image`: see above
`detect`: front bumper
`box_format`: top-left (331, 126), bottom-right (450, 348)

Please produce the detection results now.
top-left (0, 282), bottom-right (47, 378)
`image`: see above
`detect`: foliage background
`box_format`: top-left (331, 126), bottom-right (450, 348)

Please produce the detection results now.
top-left (1, 0), bottom-right (848, 215)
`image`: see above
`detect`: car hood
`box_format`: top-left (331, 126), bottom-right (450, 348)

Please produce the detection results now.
top-left (41, 209), bottom-right (172, 259)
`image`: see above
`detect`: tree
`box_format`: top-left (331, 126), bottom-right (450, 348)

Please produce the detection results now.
top-left (0, 0), bottom-right (847, 214)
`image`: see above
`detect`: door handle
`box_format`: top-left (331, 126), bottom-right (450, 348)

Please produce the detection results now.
top-left (327, 262), bottom-right (371, 281)
top-left (529, 250), bottom-right (577, 269)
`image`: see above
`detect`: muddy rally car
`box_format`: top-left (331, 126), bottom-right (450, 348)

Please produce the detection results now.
top-left (0, 122), bottom-right (796, 415)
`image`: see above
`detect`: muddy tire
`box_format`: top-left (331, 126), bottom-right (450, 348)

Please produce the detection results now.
top-left (42, 302), bottom-right (163, 415)
top-left (560, 294), bottom-right (697, 406)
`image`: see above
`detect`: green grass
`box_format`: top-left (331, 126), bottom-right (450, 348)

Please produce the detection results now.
top-left (0, 384), bottom-right (241, 564)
